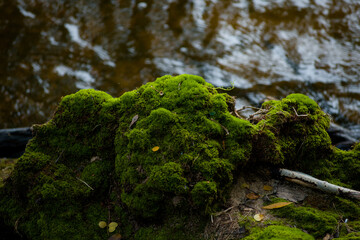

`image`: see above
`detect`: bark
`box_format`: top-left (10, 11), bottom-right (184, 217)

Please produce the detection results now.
top-left (279, 168), bottom-right (360, 201)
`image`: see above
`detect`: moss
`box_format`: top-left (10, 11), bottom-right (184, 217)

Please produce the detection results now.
top-left (0, 158), bottom-right (17, 188)
top-left (332, 197), bottom-right (360, 220)
top-left (1, 75), bottom-right (359, 239)
top-left (80, 160), bottom-right (112, 193)
top-left (148, 162), bottom-right (188, 194)
top-left (253, 94), bottom-right (332, 169)
top-left (191, 181), bottom-right (217, 212)
top-left (133, 213), bottom-right (206, 240)
top-left (243, 225), bottom-right (314, 240)
top-left (324, 144), bottom-right (360, 189)
top-left (269, 198), bottom-right (339, 238)
top-left (114, 74), bottom-right (253, 218)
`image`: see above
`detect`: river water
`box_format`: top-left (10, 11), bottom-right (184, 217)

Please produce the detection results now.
top-left (1, 0), bottom-right (360, 131)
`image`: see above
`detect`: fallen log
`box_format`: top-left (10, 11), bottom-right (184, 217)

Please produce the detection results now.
top-left (279, 168), bottom-right (360, 201)
top-left (0, 127), bottom-right (33, 158)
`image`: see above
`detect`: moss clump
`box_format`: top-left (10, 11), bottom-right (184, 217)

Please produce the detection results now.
top-left (251, 94), bottom-right (360, 191)
top-left (0, 89), bottom-right (122, 239)
top-left (268, 198), bottom-right (338, 238)
top-left (114, 74), bottom-right (252, 217)
top-left (243, 225), bottom-right (314, 240)
top-left (252, 94), bottom-right (331, 168)
top-left (0, 75), bottom-right (253, 239)
top-left (0, 74), bottom-right (359, 239)
top-left (191, 181), bottom-right (217, 212)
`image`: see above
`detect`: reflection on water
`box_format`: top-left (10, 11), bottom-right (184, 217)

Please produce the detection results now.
top-left (0, 0), bottom-right (359, 129)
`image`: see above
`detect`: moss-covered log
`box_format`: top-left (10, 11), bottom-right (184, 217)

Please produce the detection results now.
top-left (0, 74), bottom-right (359, 240)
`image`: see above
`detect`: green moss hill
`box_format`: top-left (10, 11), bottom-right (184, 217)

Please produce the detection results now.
top-left (0, 74), bottom-right (359, 239)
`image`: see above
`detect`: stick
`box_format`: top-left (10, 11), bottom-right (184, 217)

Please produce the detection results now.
top-left (76, 177), bottom-right (94, 190)
top-left (279, 168), bottom-right (360, 201)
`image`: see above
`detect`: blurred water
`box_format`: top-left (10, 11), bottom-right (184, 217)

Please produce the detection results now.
top-left (0, 0), bottom-right (359, 129)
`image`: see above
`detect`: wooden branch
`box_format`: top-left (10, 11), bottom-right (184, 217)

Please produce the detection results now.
top-left (279, 168), bottom-right (360, 201)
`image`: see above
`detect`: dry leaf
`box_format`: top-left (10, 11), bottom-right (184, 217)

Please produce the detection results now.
top-left (241, 183), bottom-right (250, 189)
top-left (262, 202), bottom-right (293, 209)
top-left (263, 185), bottom-right (273, 191)
top-left (98, 221), bottom-right (107, 228)
top-left (108, 233), bottom-right (122, 240)
top-left (246, 192), bottom-right (260, 200)
top-left (254, 213), bottom-right (264, 221)
top-left (152, 146), bottom-right (160, 152)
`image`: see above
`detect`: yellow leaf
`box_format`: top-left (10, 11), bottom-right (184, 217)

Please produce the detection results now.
top-left (98, 221), bottom-right (107, 228)
top-left (254, 213), bottom-right (264, 221)
top-left (152, 146), bottom-right (160, 152)
top-left (263, 185), bottom-right (273, 191)
top-left (108, 226), bottom-right (117, 233)
top-left (246, 192), bottom-right (260, 200)
top-left (262, 202), bottom-right (293, 209)
top-left (108, 222), bottom-right (118, 228)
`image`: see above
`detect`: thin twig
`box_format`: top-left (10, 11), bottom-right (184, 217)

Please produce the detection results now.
top-left (292, 107), bottom-right (308, 117)
top-left (76, 177), bottom-right (94, 190)
top-left (213, 206), bottom-right (235, 216)
top-left (210, 119), bottom-right (229, 135)
top-left (237, 106), bottom-right (261, 112)
top-left (234, 110), bottom-right (243, 119)
top-left (55, 149), bottom-right (64, 163)
top-left (14, 216), bottom-right (23, 238)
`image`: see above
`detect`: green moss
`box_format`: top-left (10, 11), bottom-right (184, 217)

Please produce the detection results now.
top-left (254, 94), bottom-right (332, 169)
top-left (243, 225), bottom-right (314, 240)
top-left (114, 74), bottom-right (253, 217)
top-left (191, 181), bottom-right (217, 212)
top-left (0, 158), bottom-right (17, 188)
top-left (269, 198), bottom-right (338, 238)
top-left (1, 75), bottom-right (359, 239)
top-left (133, 213), bottom-right (206, 240)
top-left (149, 162), bottom-right (188, 194)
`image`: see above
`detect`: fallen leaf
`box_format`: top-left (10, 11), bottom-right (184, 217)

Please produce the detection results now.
top-left (262, 202), bottom-right (293, 209)
top-left (254, 213), bottom-right (264, 221)
top-left (241, 183), bottom-right (250, 189)
top-left (263, 185), bottom-right (273, 191)
top-left (152, 146), bottom-right (160, 152)
top-left (108, 233), bottom-right (122, 240)
top-left (98, 221), bottom-right (107, 228)
top-left (246, 192), bottom-right (260, 200)
top-left (108, 226), bottom-right (117, 233)
top-left (108, 222), bottom-right (118, 228)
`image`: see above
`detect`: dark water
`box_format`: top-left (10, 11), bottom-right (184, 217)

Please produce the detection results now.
top-left (1, 0), bottom-right (360, 131)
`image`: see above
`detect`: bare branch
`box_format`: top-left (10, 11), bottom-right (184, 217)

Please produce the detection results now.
top-left (279, 168), bottom-right (360, 201)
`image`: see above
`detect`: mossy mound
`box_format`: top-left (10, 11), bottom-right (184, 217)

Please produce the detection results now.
top-left (252, 93), bottom-right (331, 167)
top-left (0, 74), bottom-right (359, 240)
top-left (114, 75), bottom-right (252, 217)
top-left (243, 225), bottom-right (314, 240)
top-left (252, 94), bottom-right (360, 189)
